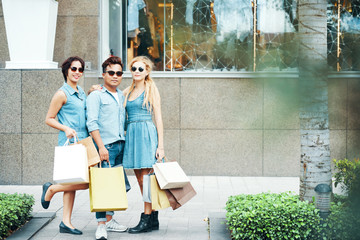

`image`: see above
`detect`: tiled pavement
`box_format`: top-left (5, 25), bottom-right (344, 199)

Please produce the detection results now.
top-left (1, 176), bottom-right (302, 240)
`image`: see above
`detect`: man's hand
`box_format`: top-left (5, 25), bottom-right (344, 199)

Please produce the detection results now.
top-left (88, 84), bottom-right (102, 95)
top-left (98, 146), bottom-right (109, 163)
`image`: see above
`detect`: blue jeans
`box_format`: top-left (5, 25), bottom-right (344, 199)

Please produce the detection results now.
top-left (95, 140), bottom-right (130, 222)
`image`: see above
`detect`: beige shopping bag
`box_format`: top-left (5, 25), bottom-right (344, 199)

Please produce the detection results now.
top-left (89, 164), bottom-right (128, 212)
top-left (53, 139), bottom-right (89, 185)
top-left (150, 175), bottom-right (170, 210)
top-left (72, 136), bottom-right (100, 167)
top-left (153, 159), bottom-right (190, 189)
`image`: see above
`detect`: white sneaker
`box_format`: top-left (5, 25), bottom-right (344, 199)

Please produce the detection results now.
top-left (95, 224), bottom-right (107, 240)
top-left (106, 219), bottom-right (128, 232)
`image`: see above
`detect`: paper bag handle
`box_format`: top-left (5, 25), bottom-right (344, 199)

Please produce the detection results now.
top-left (63, 136), bottom-right (79, 146)
top-left (156, 156), bottom-right (168, 163)
top-left (99, 160), bottom-right (111, 168)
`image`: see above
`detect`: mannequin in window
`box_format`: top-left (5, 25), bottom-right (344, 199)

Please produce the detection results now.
top-left (137, 5), bottom-right (154, 57)
top-left (128, 0), bottom-right (147, 62)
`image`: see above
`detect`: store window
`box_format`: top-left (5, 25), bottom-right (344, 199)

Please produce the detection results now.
top-left (327, 0), bottom-right (360, 71)
top-left (103, 0), bottom-right (360, 72)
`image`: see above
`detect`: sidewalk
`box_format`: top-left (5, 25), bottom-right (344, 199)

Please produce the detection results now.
top-left (1, 176), bottom-right (300, 240)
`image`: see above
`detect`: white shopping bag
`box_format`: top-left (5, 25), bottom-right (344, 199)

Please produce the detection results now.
top-left (53, 139), bottom-right (89, 184)
top-left (153, 159), bottom-right (190, 189)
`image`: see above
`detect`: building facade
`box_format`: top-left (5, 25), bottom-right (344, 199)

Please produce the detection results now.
top-left (0, 0), bottom-right (360, 184)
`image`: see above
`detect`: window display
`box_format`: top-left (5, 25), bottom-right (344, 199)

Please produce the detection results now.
top-left (327, 0), bottom-right (360, 71)
top-left (104, 0), bottom-right (360, 72)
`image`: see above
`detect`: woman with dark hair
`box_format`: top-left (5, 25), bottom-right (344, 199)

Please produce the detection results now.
top-left (41, 56), bottom-right (89, 235)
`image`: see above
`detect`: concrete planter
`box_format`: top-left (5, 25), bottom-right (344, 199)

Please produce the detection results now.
top-left (2, 0), bottom-right (58, 69)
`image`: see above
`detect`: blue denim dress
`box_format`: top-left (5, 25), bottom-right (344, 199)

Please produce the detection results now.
top-left (57, 82), bottom-right (89, 146)
top-left (123, 91), bottom-right (158, 169)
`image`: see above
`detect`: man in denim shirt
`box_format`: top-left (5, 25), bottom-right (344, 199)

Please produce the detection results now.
top-left (86, 56), bottom-right (129, 240)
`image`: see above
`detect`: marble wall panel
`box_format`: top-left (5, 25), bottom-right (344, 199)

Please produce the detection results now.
top-left (348, 79), bottom-right (360, 130)
top-left (347, 130), bottom-right (360, 161)
top-left (54, 16), bottom-right (98, 71)
top-left (181, 130), bottom-right (263, 176)
top-left (0, 134), bottom-right (21, 184)
top-left (155, 78), bottom-right (180, 129)
top-left (263, 130), bottom-right (300, 177)
top-left (330, 130), bottom-right (347, 161)
top-left (164, 129), bottom-right (180, 163)
top-left (0, 70), bottom-right (21, 133)
top-left (58, 0), bottom-right (98, 16)
top-left (22, 70), bottom-right (63, 134)
top-left (22, 134), bottom-right (57, 184)
top-left (328, 79), bottom-right (347, 130)
top-left (264, 78), bottom-right (299, 129)
top-left (181, 78), bottom-right (263, 130)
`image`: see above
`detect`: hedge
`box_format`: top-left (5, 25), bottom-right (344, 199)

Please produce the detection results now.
top-left (226, 192), bottom-right (322, 240)
top-left (0, 193), bottom-right (34, 240)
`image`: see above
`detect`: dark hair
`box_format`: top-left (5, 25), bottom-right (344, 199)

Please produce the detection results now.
top-left (61, 56), bottom-right (85, 82)
top-left (102, 56), bottom-right (123, 73)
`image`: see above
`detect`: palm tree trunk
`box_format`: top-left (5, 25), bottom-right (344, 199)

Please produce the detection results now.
top-left (298, 0), bottom-right (332, 202)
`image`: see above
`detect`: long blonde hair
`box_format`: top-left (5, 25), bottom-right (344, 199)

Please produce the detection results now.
top-left (123, 56), bottom-right (157, 112)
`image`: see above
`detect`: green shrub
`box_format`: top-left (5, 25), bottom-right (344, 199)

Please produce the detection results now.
top-left (225, 192), bottom-right (322, 240)
top-left (321, 202), bottom-right (360, 240)
top-left (333, 158), bottom-right (360, 194)
top-left (326, 159), bottom-right (360, 240)
top-left (0, 193), bottom-right (34, 240)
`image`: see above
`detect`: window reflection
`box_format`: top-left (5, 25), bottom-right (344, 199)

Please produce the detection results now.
top-left (105, 0), bottom-right (360, 72)
top-left (256, 0), bottom-right (298, 71)
top-left (327, 0), bottom-right (360, 71)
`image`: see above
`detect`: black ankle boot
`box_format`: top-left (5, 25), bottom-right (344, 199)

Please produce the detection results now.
top-left (151, 211), bottom-right (159, 230)
top-left (128, 213), bottom-right (152, 234)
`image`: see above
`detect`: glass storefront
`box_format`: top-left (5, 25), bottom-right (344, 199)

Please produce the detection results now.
top-left (327, 0), bottom-right (360, 71)
top-left (103, 0), bottom-right (359, 72)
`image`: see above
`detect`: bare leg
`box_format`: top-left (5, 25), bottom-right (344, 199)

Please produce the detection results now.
top-left (62, 191), bottom-right (76, 228)
top-left (134, 169), bottom-right (153, 214)
top-left (45, 183), bottom-right (89, 201)
top-left (44, 183), bottom-right (88, 229)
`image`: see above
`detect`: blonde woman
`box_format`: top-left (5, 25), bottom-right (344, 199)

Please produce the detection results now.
top-left (122, 56), bottom-right (165, 233)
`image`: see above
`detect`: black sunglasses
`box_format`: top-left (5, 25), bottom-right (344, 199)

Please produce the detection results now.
top-left (106, 70), bottom-right (123, 77)
top-left (131, 66), bottom-right (145, 72)
top-left (70, 67), bottom-right (84, 73)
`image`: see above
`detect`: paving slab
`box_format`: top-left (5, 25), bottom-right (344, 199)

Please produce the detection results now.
top-left (0, 176), bottom-right (302, 240)
top-left (6, 212), bottom-right (56, 240)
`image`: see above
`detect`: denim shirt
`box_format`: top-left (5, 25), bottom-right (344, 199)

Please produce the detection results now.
top-left (57, 82), bottom-right (89, 146)
top-left (86, 86), bottom-right (126, 145)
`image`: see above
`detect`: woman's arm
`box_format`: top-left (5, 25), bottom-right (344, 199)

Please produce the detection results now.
top-left (45, 90), bottom-right (76, 139)
top-left (153, 87), bottom-right (165, 160)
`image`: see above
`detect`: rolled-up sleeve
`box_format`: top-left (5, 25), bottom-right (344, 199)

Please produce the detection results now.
top-left (86, 92), bottom-right (100, 133)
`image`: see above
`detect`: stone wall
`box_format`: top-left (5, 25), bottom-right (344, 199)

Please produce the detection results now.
top-left (1, 0), bottom-right (359, 184)
top-left (0, 68), bottom-right (358, 184)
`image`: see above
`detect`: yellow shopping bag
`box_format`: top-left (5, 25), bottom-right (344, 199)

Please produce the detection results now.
top-left (150, 175), bottom-right (170, 210)
top-left (89, 164), bottom-right (128, 212)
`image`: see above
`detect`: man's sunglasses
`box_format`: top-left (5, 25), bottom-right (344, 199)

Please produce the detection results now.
top-left (106, 71), bottom-right (123, 77)
top-left (70, 67), bottom-right (84, 73)
top-left (131, 66), bottom-right (145, 72)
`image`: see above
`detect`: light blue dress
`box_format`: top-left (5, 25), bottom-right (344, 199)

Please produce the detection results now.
top-left (123, 91), bottom-right (158, 169)
top-left (57, 82), bottom-right (89, 146)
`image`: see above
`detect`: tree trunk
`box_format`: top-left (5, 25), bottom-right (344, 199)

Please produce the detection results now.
top-left (298, 0), bottom-right (332, 202)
